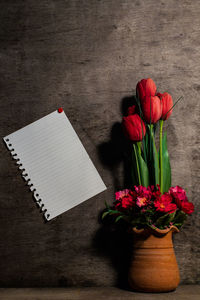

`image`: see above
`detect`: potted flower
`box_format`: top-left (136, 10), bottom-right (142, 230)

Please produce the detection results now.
top-left (102, 78), bottom-right (194, 292)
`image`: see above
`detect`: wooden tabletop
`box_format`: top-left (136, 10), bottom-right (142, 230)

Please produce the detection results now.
top-left (0, 285), bottom-right (199, 300)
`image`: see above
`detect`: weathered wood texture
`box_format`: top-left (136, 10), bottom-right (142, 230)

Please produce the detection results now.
top-left (0, 286), bottom-right (200, 300)
top-left (0, 0), bottom-right (199, 287)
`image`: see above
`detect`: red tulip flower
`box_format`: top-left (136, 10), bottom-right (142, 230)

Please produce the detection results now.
top-left (141, 95), bottom-right (162, 124)
top-left (157, 92), bottom-right (173, 120)
top-left (136, 78), bottom-right (157, 101)
top-left (122, 114), bottom-right (146, 142)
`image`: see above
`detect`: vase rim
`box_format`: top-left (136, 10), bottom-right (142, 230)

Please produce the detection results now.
top-left (132, 225), bottom-right (179, 235)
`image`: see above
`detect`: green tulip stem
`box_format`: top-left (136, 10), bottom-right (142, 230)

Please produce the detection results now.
top-left (133, 144), bottom-right (141, 186)
top-left (137, 141), bottom-right (142, 154)
top-left (159, 120), bottom-right (164, 194)
top-left (149, 124), bottom-right (154, 139)
top-left (149, 123), bottom-right (154, 161)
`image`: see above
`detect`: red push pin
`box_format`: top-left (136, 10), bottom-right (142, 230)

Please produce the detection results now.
top-left (58, 107), bottom-right (63, 113)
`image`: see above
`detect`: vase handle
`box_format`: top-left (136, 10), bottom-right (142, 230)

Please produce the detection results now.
top-left (132, 227), bottom-right (145, 234)
top-left (170, 225), bottom-right (179, 233)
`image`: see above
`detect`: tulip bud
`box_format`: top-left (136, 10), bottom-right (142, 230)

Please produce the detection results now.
top-left (141, 95), bottom-right (162, 124)
top-left (136, 78), bottom-right (157, 101)
top-left (122, 114), bottom-right (146, 142)
top-left (127, 105), bottom-right (136, 115)
top-left (157, 92), bottom-right (173, 121)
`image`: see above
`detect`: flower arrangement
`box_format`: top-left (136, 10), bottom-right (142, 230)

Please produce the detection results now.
top-left (103, 78), bottom-right (194, 229)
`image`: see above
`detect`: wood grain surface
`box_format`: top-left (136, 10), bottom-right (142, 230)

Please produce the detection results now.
top-left (0, 0), bottom-right (199, 286)
top-left (0, 286), bottom-right (200, 300)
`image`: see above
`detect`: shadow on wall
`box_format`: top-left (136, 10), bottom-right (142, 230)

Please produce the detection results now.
top-left (97, 95), bottom-right (137, 191)
top-left (93, 213), bottom-right (134, 290)
top-left (93, 95), bottom-right (138, 289)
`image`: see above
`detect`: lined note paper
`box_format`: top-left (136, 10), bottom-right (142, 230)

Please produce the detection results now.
top-left (3, 110), bottom-right (106, 220)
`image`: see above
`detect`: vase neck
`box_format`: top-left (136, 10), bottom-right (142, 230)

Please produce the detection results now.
top-left (133, 230), bottom-right (174, 249)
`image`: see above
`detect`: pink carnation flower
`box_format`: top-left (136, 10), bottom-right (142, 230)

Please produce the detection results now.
top-left (134, 185), bottom-right (151, 199)
top-left (114, 189), bottom-right (135, 210)
top-left (169, 186), bottom-right (187, 202)
top-left (136, 196), bottom-right (148, 207)
top-left (169, 185), bottom-right (194, 214)
top-left (115, 189), bottom-right (130, 200)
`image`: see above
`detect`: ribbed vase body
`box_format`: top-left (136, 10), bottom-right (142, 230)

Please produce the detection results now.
top-left (128, 226), bottom-right (180, 292)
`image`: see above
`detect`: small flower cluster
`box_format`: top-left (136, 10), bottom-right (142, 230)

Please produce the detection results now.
top-left (114, 185), bottom-right (194, 217)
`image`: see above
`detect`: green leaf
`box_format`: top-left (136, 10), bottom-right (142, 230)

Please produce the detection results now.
top-left (108, 209), bottom-right (121, 215)
top-left (135, 143), bottom-right (150, 187)
top-left (155, 211), bottom-right (177, 228)
top-left (102, 211), bottom-right (110, 220)
top-left (173, 223), bottom-right (183, 228)
top-left (155, 213), bottom-right (169, 227)
top-left (131, 218), bottom-right (141, 225)
top-left (147, 125), bottom-right (159, 186)
top-left (151, 129), bottom-right (159, 186)
top-left (130, 163), bottom-right (139, 187)
top-left (144, 131), bottom-right (149, 158)
top-left (168, 210), bottom-right (176, 223)
top-left (135, 94), bottom-right (147, 163)
top-left (132, 144), bottom-right (140, 186)
top-left (173, 210), bottom-right (187, 226)
top-left (104, 201), bottom-right (110, 209)
top-left (162, 132), bottom-right (171, 193)
top-left (115, 215), bottom-right (123, 223)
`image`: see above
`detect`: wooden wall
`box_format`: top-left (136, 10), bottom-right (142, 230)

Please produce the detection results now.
top-left (0, 0), bottom-right (199, 286)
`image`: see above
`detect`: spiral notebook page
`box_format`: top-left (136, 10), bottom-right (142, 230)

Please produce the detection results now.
top-left (3, 110), bottom-right (106, 221)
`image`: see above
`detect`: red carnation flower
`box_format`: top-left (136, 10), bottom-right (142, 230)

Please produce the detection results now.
top-left (121, 195), bottom-right (135, 209)
top-left (154, 193), bottom-right (177, 213)
top-left (169, 186), bottom-right (194, 214)
top-left (129, 190), bottom-right (137, 200)
top-left (134, 185), bottom-right (152, 200)
top-left (181, 202), bottom-right (194, 215)
top-left (150, 184), bottom-right (161, 198)
top-left (114, 189), bottom-right (135, 210)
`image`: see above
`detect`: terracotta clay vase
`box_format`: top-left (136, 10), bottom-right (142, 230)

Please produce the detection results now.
top-left (128, 225), bottom-right (180, 292)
